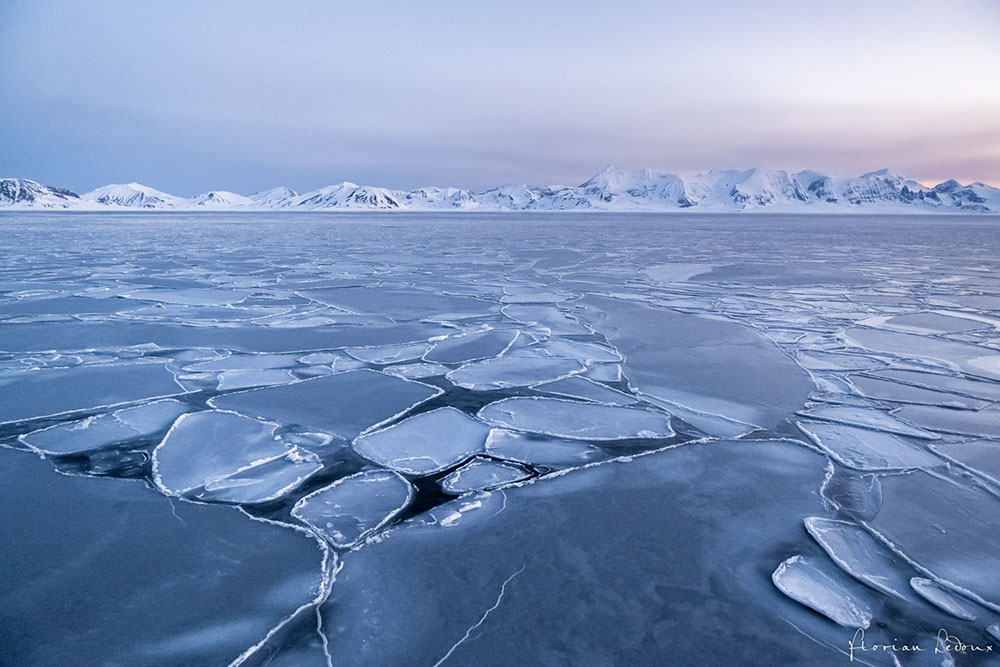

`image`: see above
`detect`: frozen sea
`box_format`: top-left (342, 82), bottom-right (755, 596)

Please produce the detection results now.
top-left (2, 211), bottom-right (1000, 666)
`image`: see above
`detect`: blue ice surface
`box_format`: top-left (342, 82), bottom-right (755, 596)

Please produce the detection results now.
top-left (1, 211), bottom-right (999, 665)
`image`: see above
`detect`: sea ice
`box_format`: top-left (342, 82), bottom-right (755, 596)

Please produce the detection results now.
top-left (439, 457), bottom-right (532, 493)
top-left (320, 439), bottom-right (851, 665)
top-left (0, 448), bottom-right (326, 667)
top-left (478, 397), bottom-right (674, 440)
top-left (892, 404), bottom-right (1000, 438)
top-left (804, 517), bottom-right (911, 599)
top-left (209, 369), bottom-right (441, 439)
top-left (844, 327), bottom-right (1000, 381)
top-left (20, 399), bottom-right (189, 456)
top-left (848, 375), bottom-right (988, 409)
top-left (868, 369), bottom-right (1000, 402)
top-left (344, 341), bottom-right (432, 364)
top-left (216, 368), bottom-right (297, 390)
top-left (909, 578), bottom-right (981, 621)
top-left (866, 470), bottom-right (1000, 610)
top-left (771, 555), bottom-right (874, 628)
top-left (423, 329), bottom-right (519, 363)
top-left (352, 407), bottom-right (491, 475)
top-left (928, 441), bottom-right (1000, 486)
top-left (501, 304), bottom-right (591, 334)
top-left (796, 421), bottom-right (942, 470)
top-left (446, 355), bottom-right (584, 390)
top-left (152, 410), bottom-right (322, 504)
top-left (798, 404), bottom-right (938, 439)
top-left (291, 470), bottom-right (414, 548)
top-left (0, 362), bottom-right (182, 424)
top-left (574, 295), bottom-right (814, 429)
top-left (484, 429), bottom-right (608, 468)
top-left (182, 353), bottom-right (301, 372)
top-left (381, 361), bottom-right (450, 379)
top-left (531, 375), bottom-right (637, 405)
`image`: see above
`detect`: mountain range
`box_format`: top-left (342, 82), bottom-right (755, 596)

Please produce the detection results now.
top-left (2, 167), bottom-right (998, 213)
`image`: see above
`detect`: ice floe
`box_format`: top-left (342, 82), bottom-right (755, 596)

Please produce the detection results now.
top-left (484, 429), bottom-right (608, 469)
top-left (798, 404), bottom-right (938, 439)
top-left (439, 457), bottom-right (532, 493)
top-left (478, 397), bottom-right (673, 440)
top-left (804, 517), bottom-right (911, 600)
top-left (531, 375), bottom-right (637, 405)
top-left (152, 410), bottom-right (323, 504)
top-left (446, 355), bottom-right (584, 390)
top-left (20, 399), bottom-right (190, 455)
top-left (423, 329), bottom-right (519, 363)
top-left (910, 578), bottom-right (981, 620)
top-left (796, 421), bottom-right (942, 470)
top-left (866, 470), bottom-right (1000, 611)
top-left (0, 362), bottom-right (183, 424)
top-left (209, 369), bottom-right (442, 439)
top-left (352, 407), bottom-right (491, 475)
top-left (344, 341), bottom-right (432, 364)
top-left (771, 555), bottom-right (874, 628)
top-left (291, 470), bottom-right (414, 548)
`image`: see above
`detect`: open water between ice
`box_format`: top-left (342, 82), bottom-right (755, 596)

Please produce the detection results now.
top-left (1, 212), bottom-right (999, 666)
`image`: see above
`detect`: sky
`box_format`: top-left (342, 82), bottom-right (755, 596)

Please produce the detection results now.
top-left (1, 0), bottom-right (998, 195)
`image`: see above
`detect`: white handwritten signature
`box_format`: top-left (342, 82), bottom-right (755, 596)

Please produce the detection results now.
top-left (849, 628), bottom-right (994, 662)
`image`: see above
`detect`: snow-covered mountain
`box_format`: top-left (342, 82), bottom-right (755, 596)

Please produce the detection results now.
top-left (3, 168), bottom-right (998, 212)
top-left (82, 183), bottom-right (184, 208)
top-left (0, 178), bottom-right (80, 208)
top-left (189, 190), bottom-right (255, 208)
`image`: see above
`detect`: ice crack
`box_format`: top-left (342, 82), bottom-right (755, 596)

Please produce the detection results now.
top-left (431, 564), bottom-right (526, 667)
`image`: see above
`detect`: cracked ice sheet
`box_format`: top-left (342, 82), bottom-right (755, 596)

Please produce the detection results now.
top-left (446, 355), bottom-right (584, 390)
top-left (320, 440), bottom-right (871, 666)
top-left (892, 404), bottom-right (1000, 439)
top-left (847, 374), bottom-right (989, 410)
top-left (797, 404), bottom-right (938, 439)
top-left (865, 470), bottom-right (1000, 611)
top-left (423, 329), bottom-right (519, 364)
top-left (929, 441), bottom-right (1000, 486)
top-left (866, 368), bottom-right (1000, 402)
top-left (531, 375), bottom-right (637, 405)
top-left (292, 470), bottom-right (414, 548)
top-left (479, 397), bottom-right (673, 441)
top-left (0, 448), bottom-right (326, 667)
top-left (209, 369), bottom-right (441, 440)
top-left (803, 517), bottom-right (913, 600)
top-left (0, 362), bottom-right (183, 424)
top-left (573, 295), bottom-right (814, 430)
top-left (20, 399), bottom-right (189, 456)
top-left (844, 327), bottom-right (1000, 381)
top-left (302, 286), bottom-right (497, 321)
top-left (795, 421), bottom-right (943, 471)
top-left (153, 411), bottom-right (323, 504)
top-left (352, 407), bottom-right (492, 475)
